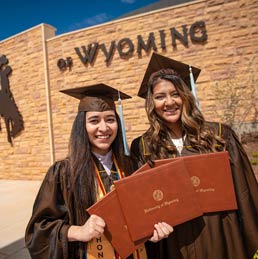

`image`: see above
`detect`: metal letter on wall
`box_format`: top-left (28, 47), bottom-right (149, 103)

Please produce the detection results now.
top-left (0, 55), bottom-right (24, 145)
top-left (59, 21), bottom-right (208, 70)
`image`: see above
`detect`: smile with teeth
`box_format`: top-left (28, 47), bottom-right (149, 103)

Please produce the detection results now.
top-left (164, 108), bottom-right (177, 114)
top-left (96, 135), bottom-right (111, 139)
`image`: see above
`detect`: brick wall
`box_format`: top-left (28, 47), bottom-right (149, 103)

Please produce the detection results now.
top-left (0, 0), bottom-right (257, 179)
top-left (0, 25), bottom-right (56, 179)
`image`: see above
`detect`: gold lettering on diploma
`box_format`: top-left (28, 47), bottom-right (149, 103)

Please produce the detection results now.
top-left (196, 188), bottom-right (215, 192)
top-left (191, 176), bottom-right (216, 193)
top-left (144, 199), bottom-right (179, 214)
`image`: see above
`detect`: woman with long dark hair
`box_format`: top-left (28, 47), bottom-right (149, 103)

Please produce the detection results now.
top-left (130, 53), bottom-right (258, 259)
top-left (25, 83), bottom-right (173, 259)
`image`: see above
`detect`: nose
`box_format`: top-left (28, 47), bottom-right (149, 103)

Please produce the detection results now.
top-left (98, 120), bottom-right (109, 131)
top-left (165, 96), bottom-right (175, 106)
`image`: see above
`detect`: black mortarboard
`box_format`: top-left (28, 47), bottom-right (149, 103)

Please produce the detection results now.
top-left (138, 52), bottom-right (201, 99)
top-left (60, 83), bottom-right (131, 112)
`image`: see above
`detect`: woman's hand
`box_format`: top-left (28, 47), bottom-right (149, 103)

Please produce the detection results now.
top-left (149, 222), bottom-right (173, 243)
top-left (68, 214), bottom-right (105, 242)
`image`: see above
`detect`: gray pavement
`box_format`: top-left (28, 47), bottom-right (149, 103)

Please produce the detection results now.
top-left (0, 180), bottom-right (42, 259)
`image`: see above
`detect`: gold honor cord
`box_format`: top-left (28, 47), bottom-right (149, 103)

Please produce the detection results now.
top-left (94, 156), bottom-right (124, 196)
top-left (89, 156), bottom-right (124, 259)
top-left (92, 157), bottom-right (145, 259)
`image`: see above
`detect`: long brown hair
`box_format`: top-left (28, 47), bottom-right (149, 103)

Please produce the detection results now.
top-left (144, 69), bottom-right (225, 160)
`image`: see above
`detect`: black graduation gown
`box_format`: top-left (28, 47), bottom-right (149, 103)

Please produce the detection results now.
top-left (130, 122), bottom-right (258, 259)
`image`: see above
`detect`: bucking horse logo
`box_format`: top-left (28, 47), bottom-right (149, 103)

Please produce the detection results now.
top-left (0, 55), bottom-right (24, 145)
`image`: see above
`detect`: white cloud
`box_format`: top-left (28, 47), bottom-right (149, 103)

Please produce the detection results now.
top-left (121, 0), bottom-right (136, 4)
top-left (63, 13), bottom-right (111, 33)
top-left (82, 13), bottom-right (111, 26)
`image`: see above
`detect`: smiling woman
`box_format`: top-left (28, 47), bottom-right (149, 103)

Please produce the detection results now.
top-left (25, 83), bottom-right (173, 259)
top-left (130, 52), bottom-right (258, 259)
top-left (152, 78), bottom-right (183, 135)
top-left (86, 110), bottom-right (118, 155)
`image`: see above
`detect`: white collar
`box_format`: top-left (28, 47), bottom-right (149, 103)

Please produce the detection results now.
top-left (92, 150), bottom-right (113, 175)
top-left (171, 135), bottom-right (186, 154)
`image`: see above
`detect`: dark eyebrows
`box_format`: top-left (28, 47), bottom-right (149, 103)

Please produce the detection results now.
top-left (106, 114), bottom-right (116, 118)
top-left (86, 115), bottom-right (99, 121)
top-left (86, 114), bottom-right (116, 121)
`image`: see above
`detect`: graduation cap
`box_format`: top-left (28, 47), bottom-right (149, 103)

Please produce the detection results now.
top-left (60, 83), bottom-right (131, 155)
top-left (60, 83), bottom-right (131, 112)
top-left (138, 53), bottom-right (201, 107)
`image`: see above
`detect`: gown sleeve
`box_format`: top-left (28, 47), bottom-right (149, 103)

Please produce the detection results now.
top-left (130, 136), bottom-right (146, 170)
top-left (25, 160), bottom-right (72, 259)
top-left (223, 124), bottom-right (258, 257)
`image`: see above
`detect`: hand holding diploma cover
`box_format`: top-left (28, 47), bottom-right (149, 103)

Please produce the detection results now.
top-left (87, 190), bottom-right (141, 259)
top-left (87, 159), bottom-right (201, 258)
top-left (87, 151), bottom-right (238, 258)
top-left (114, 159), bottom-right (203, 242)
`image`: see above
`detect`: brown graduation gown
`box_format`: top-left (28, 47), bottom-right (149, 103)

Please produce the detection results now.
top-left (130, 122), bottom-right (258, 259)
top-left (25, 156), bottom-right (135, 259)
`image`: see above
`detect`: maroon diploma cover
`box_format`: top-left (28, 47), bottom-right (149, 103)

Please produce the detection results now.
top-left (87, 151), bottom-right (237, 255)
top-left (114, 159), bottom-right (203, 242)
top-left (135, 151), bottom-right (238, 213)
top-left (87, 190), bottom-right (142, 259)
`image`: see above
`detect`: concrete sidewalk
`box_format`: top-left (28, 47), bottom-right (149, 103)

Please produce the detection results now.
top-left (0, 180), bottom-right (42, 259)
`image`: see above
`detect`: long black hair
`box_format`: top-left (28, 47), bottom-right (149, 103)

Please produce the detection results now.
top-left (68, 110), bottom-right (131, 226)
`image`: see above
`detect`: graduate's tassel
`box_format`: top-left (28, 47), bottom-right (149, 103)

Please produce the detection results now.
top-left (189, 66), bottom-right (200, 110)
top-left (117, 91), bottom-right (130, 156)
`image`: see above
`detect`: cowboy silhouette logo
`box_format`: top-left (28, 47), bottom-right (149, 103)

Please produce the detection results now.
top-left (0, 55), bottom-right (24, 145)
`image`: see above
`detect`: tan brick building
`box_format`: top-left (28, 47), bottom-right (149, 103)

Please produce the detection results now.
top-left (0, 0), bottom-right (257, 180)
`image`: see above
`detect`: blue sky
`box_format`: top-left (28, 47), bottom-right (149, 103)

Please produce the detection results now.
top-left (0, 0), bottom-right (158, 41)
